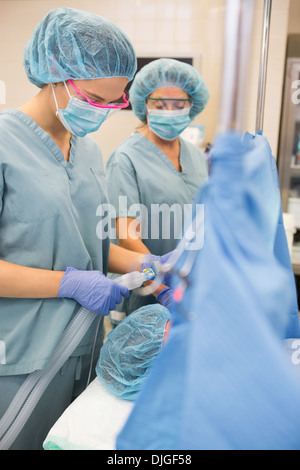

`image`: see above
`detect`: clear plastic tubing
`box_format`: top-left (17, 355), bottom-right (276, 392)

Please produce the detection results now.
top-left (0, 268), bottom-right (155, 450)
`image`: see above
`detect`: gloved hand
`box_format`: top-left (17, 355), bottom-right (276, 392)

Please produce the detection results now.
top-left (141, 251), bottom-right (175, 286)
top-left (156, 287), bottom-right (174, 311)
top-left (58, 267), bottom-right (129, 316)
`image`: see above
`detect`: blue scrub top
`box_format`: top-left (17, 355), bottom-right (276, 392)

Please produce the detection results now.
top-left (0, 109), bottom-right (110, 375)
top-left (106, 132), bottom-right (208, 314)
top-left (106, 132), bottom-right (208, 256)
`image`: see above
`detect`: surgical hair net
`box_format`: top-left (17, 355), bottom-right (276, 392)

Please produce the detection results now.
top-left (129, 58), bottom-right (209, 121)
top-left (96, 304), bottom-right (171, 401)
top-left (23, 8), bottom-right (137, 88)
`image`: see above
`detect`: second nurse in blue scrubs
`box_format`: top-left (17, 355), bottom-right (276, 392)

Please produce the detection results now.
top-left (106, 58), bottom-right (210, 315)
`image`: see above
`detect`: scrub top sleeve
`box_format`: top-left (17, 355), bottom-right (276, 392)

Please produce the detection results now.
top-left (106, 152), bottom-right (141, 220)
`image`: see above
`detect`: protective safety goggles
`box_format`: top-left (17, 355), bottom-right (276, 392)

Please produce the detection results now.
top-left (68, 79), bottom-right (130, 109)
top-left (146, 97), bottom-right (192, 111)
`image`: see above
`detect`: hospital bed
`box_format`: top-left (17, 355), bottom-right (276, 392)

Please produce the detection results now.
top-left (43, 378), bottom-right (133, 450)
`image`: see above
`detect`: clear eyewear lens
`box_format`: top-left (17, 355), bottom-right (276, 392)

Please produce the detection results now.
top-left (147, 98), bottom-right (192, 111)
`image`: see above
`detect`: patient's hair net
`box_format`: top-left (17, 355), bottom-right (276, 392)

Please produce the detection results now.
top-left (96, 304), bottom-right (171, 401)
top-left (23, 7), bottom-right (137, 88)
top-left (129, 58), bottom-right (209, 121)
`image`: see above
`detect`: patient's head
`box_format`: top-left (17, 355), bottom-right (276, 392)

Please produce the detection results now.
top-left (96, 304), bottom-right (171, 401)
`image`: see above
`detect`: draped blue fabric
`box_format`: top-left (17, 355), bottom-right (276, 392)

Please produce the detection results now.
top-left (117, 132), bottom-right (300, 450)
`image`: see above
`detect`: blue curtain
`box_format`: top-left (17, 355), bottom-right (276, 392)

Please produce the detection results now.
top-left (117, 132), bottom-right (300, 450)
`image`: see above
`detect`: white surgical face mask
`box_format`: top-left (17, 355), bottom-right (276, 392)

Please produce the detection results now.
top-left (52, 83), bottom-right (110, 137)
top-left (147, 108), bottom-right (191, 141)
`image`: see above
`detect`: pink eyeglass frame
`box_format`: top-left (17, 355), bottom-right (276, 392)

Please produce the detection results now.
top-left (68, 79), bottom-right (129, 109)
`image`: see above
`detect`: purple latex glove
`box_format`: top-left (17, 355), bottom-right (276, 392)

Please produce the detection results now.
top-left (156, 287), bottom-right (174, 311)
top-left (58, 267), bottom-right (129, 316)
top-left (141, 251), bottom-right (175, 286)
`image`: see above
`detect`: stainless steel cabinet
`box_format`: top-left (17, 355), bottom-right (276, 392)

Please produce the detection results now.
top-left (278, 36), bottom-right (300, 227)
top-left (278, 36), bottom-right (300, 273)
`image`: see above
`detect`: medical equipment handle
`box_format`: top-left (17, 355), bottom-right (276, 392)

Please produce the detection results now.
top-left (255, 0), bottom-right (272, 133)
top-left (0, 269), bottom-right (156, 450)
top-left (114, 268), bottom-right (155, 290)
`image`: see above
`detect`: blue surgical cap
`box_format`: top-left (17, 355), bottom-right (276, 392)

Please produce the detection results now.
top-left (23, 8), bottom-right (137, 88)
top-left (96, 304), bottom-right (171, 401)
top-left (129, 58), bottom-right (209, 121)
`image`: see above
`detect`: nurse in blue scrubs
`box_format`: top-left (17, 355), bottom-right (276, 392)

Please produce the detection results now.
top-left (0, 8), bottom-right (162, 450)
top-left (106, 59), bottom-right (210, 315)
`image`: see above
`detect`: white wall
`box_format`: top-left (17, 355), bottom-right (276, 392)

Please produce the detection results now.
top-left (0, 0), bottom-right (293, 163)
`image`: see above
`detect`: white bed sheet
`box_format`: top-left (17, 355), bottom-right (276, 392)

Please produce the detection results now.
top-left (43, 378), bottom-right (133, 450)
